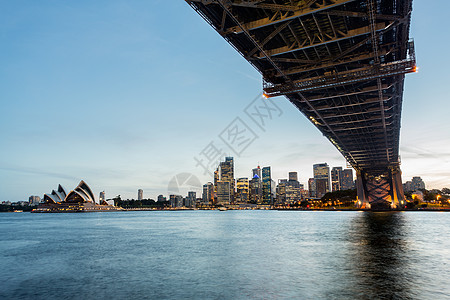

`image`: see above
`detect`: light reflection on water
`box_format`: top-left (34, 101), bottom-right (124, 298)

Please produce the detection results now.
top-left (0, 211), bottom-right (449, 299)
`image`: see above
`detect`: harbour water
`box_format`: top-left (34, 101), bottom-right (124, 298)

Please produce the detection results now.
top-left (1, 210), bottom-right (449, 299)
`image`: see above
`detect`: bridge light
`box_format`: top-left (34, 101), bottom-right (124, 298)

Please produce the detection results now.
top-left (413, 65), bottom-right (419, 73)
top-left (262, 92), bottom-right (269, 99)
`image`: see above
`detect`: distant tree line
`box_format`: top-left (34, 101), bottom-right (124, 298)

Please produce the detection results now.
top-left (111, 195), bottom-right (170, 208)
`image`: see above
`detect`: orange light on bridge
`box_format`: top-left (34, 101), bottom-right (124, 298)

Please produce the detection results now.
top-left (412, 65), bottom-right (419, 73)
top-left (262, 92), bottom-right (269, 99)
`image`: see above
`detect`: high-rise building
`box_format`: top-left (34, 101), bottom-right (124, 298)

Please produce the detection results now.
top-left (308, 178), bottom-right (316, 198)
top-left (99, 191), bottom-right (106, 203)
top-left (236, 178), bottom-right (249, 203)
top-left (331, 167), bottom-right (343, 192)
top-left (313, 163), bottom-right (330, 197)
top-left (219, 157), bottom-right (235, 202)
top-left (186, 191), bottom-right (196, 208)
top-left (249, 166), bottom-right (262, 204)
top-left (262, 166), bottom-right (272, 204)
top-left (276, 179), bottom-right (287, 204)
top-left (340, 169), bottom-right (354, 190)
top-left (202, 182), bottom-right (214, 205)
top-left (216, 181), bottom-right (231, 205)
top-left (157, 195), bottom-right (166, 202)
top-left (315, 179), bottom-right (328, 198)
top-left (28, 195), bottom-right (41, 206)
top-left (138, 189), bottom-right (143, 200)
top-left (289, 172), bottom-right (298, 182)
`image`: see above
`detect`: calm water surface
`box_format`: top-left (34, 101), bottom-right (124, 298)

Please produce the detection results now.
top-left (0, 210), bottom-right (449, 299)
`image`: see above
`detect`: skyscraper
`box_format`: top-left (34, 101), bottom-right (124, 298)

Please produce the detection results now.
top-left (157, 195), bottom-right (166, 202)
top-left (308, 178), bottom-right (316, 198)
top-left (138, 189), bottom-right (143, 200)
top-left (99, 191), bottom-right (106, 203)
top-left (202, 182), bottom-right (214, 205)
top-left (331, 167), bottom-right (342, 192)
top-left (340, 169), bottom-right (354, 190)
top-left (219, 157), bottom-right (235, 202)
top-left (313, 163), bottom-right (330, 198)
top-left (262, 166), bottom-right (272, 204)
top-left (236, 178), bottom-right (249, 203)
top-left (216, 181), bottom-right (231, 205)
top-left (187, 191), bottom-right (196, 208)
top-left (276, 179), bottom-right (287, 204)
top-left (289, 172), bottom-right (298, 182)
top-left (250, 166), bottom-right (262, 204)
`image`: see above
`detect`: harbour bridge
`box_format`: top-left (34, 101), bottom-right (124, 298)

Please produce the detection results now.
top-left (186, 0), bottom-right (416, 209)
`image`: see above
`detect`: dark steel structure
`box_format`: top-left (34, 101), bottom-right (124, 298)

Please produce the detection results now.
top-left (186, 0), bottom-right (415, 209)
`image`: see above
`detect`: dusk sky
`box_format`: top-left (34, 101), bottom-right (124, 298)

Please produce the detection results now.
top-left (1, 1), bottom-right (449, 201)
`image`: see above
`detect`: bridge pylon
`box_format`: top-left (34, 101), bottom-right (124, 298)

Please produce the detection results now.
top-left (356, 166), bottom-right (404, 210)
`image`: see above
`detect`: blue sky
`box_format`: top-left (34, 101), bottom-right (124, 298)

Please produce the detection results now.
top-left (1, 1), bottom-right (449, 201)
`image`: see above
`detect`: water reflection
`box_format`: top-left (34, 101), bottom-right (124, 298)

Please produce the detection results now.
top-left (348, 212), bottom-right (414, 299)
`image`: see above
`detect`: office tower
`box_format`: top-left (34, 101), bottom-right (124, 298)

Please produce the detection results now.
top-left (202, 182), bottom-right (214, 205)
top-left (175, 195), bottom-right (183, 207)
top-left (252, 166), bottom-right (261, 179)
top-left (313, 163), bottom-right (330, 197)
top-left (186, 191), bottom-right (196, 208)
top-left (138, 189), bottom-right (143, 200)
top-left (219, 157), bottom-right (235, 201)
top-left (216, 181), bottom-right (231, 205)
top-left (308, 178), bottom-right (316, 198)
top-left (340, 169), bottom-right (354, 190)
top-left (250, 166), bottom-right (262, 204)
top-left (262, 166), bottom-right (272, 204)
top-left (276, 179), bottom-right (287, 204)
top-left (28, 196), bottom-right (41, 206)
top-left (169, 195), bottom-right (177, 207)
top-left (214, 168), bottom-right (219, 194)
top-left (236, 178), bottom-right (249, 203)
top-left (315, 179), bottom-right (328, 198)
top-left (289, 172), bottom-right (298, 182)
top-left (331, 167), bottom-right (343, 191)
top-left (157, 195), bottom-right (166, 202)
top-left (99, 191), bottom-right (106, 202)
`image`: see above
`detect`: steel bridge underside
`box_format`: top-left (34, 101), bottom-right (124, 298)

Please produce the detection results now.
top-left (187, 0), bottom-right (415, 209)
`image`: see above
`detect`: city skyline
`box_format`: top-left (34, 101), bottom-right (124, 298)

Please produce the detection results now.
top-left (1, 1), bottom-right (449, 201)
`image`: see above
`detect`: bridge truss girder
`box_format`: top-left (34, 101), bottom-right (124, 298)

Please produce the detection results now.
top-left (186, 0), bottom-right (415, 209)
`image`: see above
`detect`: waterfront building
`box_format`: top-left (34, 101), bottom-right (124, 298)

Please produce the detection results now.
top-left (341, 169), bottom-right (354, 190)
top-left (219, 157), bottom-right (235, 202)
top-left (202, 182), bottom-right (214, 205)
top-left (36, 181), bottom-right (119, 212)
top-left (157, 195), bottom-right (166, 202)
top-left (315, 179), bottom-right (328, 198)
top-left (249, 170), bottom-right (262, 204)
top-left (289, 172), bottom-right (298, 182)
top-left (216, 181), bottom-right (231, 205)
top-left (308, 178), bottom-right (316, 198)
top-left (236, 178), bottom-right (249, 203)
top-left (276, 179), bottom-right (287, 204)
top-left (138, 189), bottom-right (143, 201)
top-left (331, 167), bottom-right (342, 192)
top-left (187, 191), bottom-right (196, 208)
top-left (262, 166), bottom-right (272, 204)
top-left (28, 195), bottom-right (41, 206)
top-left (313, 163), bottom-right (330, 197)
top-left (99, 191), bottom-right (106, 202)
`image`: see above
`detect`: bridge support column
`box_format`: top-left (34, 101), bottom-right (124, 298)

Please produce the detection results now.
top-left (356, 167), bottom-right (405, 210)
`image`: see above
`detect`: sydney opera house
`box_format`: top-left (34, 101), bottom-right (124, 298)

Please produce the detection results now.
top-left (33, 180), bottom-right (121, 212)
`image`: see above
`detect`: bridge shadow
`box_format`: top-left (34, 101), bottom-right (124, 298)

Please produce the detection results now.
top-left (347, 212), bottom-right (414, 299)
